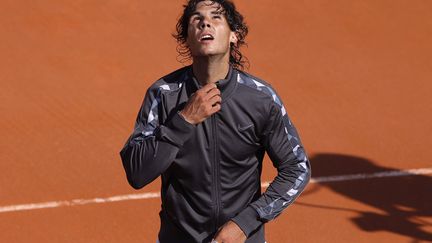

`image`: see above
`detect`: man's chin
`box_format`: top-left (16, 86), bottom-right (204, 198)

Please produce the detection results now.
top-left (194, 50), bottom-right (217, 56)
top-left (192, 50), bottom-right (225, 59)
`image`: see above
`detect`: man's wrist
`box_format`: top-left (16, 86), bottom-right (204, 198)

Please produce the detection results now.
top-left (231, 206), bottom-right (262, 237)
top-left (156, 112), bottom-right (196, 146)
top-left (178, 110), bottom-right (194, 125)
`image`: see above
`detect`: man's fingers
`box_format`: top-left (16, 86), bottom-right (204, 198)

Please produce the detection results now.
top-left (209, 95), bottom-right (222, 106)
top-left (201, 83), bottom-right (218, 93)
top-left (206, 87), bottom-right (221, 99)
top-left (180, 82), bottom-right (222, 124)
top-left (211, 103), bottom-right (221, 113)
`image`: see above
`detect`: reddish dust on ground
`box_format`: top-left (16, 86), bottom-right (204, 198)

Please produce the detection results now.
top-left (0, 0), bottom-right (431, 242)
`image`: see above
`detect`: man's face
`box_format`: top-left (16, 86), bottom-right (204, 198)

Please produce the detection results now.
top-left (186, 1), bottom-right (237, 59)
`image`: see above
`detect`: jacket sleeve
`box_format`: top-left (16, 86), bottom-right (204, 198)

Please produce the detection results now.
top-left (231, 92), bottom-right (311, 236)
top-left (120, 86), bottom-right (195, 189)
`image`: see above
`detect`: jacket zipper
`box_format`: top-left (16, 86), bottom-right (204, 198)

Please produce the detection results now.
top-left (211, 114), bottom-right (221, 232)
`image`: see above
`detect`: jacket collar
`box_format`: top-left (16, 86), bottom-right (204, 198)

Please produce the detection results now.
top-left (187, 65), bottom-right (237, 103)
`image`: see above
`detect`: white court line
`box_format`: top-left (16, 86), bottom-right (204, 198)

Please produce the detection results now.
top-left (1, 168), bottom-right (431, 214)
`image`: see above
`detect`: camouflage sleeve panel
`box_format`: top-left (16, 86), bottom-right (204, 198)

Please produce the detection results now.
top-left (233, 73), bottom-right (311, 236)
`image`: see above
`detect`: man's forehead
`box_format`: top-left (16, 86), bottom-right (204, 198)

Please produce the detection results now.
top-left (193, 1), bottom-right (224, 14)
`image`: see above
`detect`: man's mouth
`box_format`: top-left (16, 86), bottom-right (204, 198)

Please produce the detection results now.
top-left (200, 34), bottom-right (214, 41)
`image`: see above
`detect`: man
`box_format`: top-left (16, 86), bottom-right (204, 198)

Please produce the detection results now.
top-left (120, 1), bottom-right (311, 242)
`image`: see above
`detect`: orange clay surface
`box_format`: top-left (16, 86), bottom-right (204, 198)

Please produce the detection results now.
top-left (1, 0), bottom-right (431, 242)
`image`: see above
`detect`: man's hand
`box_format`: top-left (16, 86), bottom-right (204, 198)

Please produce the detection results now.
top-left (212, 220), bottom-right (246, 243)
top-left (179, 83), bottom-right (221, 125)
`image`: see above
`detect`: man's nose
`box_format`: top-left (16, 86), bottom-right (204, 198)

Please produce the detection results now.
top-left (200, 18), bottom-right (211, 29)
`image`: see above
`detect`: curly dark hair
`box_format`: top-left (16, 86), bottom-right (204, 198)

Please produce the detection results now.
top-left (173, 0), bottom-right (249, 69)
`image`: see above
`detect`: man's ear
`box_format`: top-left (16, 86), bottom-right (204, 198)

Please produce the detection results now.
top-left (230, 32), bottom-right (238, 45)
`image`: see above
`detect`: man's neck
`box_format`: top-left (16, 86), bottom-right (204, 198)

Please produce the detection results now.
top-left (192, 56), bottom-right (230, 86)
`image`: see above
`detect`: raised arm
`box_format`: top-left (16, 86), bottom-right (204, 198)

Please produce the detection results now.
top-left (120, 86), bottom-right (195, 189)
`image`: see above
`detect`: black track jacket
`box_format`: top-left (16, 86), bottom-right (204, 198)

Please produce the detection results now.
top-left (120, 66), bottom-right (311, 243)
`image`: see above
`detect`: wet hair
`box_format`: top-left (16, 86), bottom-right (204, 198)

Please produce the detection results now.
top-left (173, 0), bottom-right (249, 69)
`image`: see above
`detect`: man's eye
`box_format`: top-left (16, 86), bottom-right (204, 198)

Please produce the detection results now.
top-left (213, 15), bottom-right (221, 19)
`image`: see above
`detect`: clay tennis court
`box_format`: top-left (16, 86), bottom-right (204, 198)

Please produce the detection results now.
top-left (1, 0), bottom-right (431, 242)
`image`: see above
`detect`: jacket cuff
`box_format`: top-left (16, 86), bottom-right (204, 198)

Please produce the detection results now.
top-left (156, 112), bottom-right (195, 147)
top-left (231, 206), bottom-right (263, 237)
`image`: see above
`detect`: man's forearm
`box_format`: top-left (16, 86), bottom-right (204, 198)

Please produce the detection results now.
top-left (120, 112), bottom-right (195, 189)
